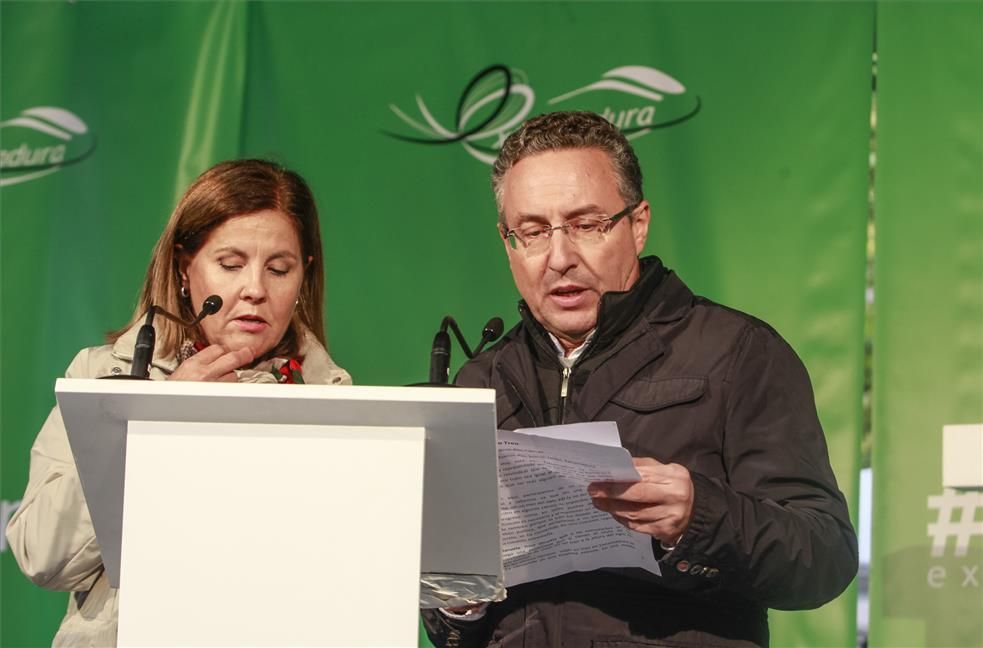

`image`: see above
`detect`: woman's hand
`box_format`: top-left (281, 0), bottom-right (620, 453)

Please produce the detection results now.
top-left (167, 345), bottom-right (255, 382)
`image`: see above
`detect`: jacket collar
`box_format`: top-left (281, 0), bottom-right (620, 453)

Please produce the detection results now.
top-left (502, 256), bottom-right (696, 423)
top-left (517, 255), bottom-right (690, 363)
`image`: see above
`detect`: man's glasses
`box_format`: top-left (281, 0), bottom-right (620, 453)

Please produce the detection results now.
top-left (502, 203), bottom-right (639, 252)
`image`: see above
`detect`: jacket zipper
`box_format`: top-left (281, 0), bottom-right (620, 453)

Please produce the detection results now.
top-left (559, 365), bottom-right (571, 423)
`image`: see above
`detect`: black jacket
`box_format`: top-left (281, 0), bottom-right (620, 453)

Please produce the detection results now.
top-left (424, 257), bottom-right (857, 648)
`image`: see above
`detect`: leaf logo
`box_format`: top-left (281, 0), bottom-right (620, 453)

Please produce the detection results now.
top-left (0, 107), bottom-right (96, 187)
top-left (386, 63), bottom-right (700, 164)
top-left (548, 66), bottom-right (700, 138)
top-left (386, 65), bottom-right (536, 164)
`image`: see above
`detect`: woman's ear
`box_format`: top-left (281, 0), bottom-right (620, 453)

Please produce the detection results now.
top-left (175, 244), bottom-right (190, 284)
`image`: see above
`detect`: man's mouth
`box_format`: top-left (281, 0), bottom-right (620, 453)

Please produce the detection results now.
top-left (551, 285), bottom-right (586, 296)
top-left (548, 285), bottom-right (589, 307)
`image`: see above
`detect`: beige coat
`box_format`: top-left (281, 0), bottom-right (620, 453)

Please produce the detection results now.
top-left (5, 324), bottom-right (351, 647)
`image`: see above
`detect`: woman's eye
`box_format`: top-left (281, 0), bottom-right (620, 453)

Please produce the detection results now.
top-left (219, 262), bottom-right (242, 271)
top-left (268, 266), bottom-right (289, 276)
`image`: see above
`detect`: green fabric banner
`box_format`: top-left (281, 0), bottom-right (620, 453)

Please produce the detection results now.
top-left (2, 3), bottom-right (869, 646)
top-left (869, 3), bottom-right (983, 646)
top-left (1, 3), bottom-right (250, 645)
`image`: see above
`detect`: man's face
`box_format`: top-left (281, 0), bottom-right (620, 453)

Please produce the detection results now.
top-left (500, 148), bottom-right (650, 351)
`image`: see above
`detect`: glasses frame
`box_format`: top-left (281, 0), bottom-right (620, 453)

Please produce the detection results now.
top-left (502, 202), bottom-right (640, 251)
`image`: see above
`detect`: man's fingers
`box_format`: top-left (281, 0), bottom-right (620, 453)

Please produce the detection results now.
top-left (588, 481), bottom-right (644, 499)
top-left (633, 457), bottom-right (688, 482)
top-left (588, 481), bottom-right (672, 504)
top-left (632, 456), bottom-right (668, 470)
top-left (592, 497), bottom-right (690, 539)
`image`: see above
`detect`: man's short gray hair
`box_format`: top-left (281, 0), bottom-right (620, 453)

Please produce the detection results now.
top-left (491, 111), bottom-right (644, 224)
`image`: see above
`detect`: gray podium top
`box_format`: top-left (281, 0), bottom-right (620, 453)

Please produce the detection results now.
top-left (56, 379), bottom-right (502, 590)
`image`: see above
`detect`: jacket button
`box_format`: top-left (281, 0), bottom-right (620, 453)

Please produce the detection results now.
top-left (689, 563), bottom-right (704, 576)
top-left (676, 560), bottom-right (690, 573)
top-left (111, 367), bottom-right (122, 375)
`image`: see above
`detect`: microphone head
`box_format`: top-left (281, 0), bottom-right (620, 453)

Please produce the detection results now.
top-left (483, 317), bottom-right (504, 341)
top-left (201, 295), bottom-right (223, 315)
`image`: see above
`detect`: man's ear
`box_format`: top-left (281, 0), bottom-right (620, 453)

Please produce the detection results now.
top-left (632, 201), bottom-right (651, 254)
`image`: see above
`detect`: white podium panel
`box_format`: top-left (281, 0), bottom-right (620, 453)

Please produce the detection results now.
top-left (118, 421), bottom-right (424, 647)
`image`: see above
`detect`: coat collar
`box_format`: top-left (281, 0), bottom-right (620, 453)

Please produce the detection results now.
top-left (499, 256), bottom-right (696, 423)
top-left (516, 255), bottom-right (691, 363)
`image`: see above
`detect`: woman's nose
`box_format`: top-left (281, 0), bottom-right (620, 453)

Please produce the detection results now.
top-left (239, 267), bottom-right (268, 301)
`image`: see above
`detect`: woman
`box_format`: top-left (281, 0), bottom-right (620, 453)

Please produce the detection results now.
top-left (5, 159), bottom-right (351, 646)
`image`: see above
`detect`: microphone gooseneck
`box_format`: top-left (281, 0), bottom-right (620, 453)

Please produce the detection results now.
top-left (424, 315), bottom-right (504, 385)
top-left (129, 295), bottom-right (224, 379)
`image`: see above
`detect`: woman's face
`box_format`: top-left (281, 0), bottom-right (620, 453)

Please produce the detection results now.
top-left (180, 210), bottom-right (306, 358)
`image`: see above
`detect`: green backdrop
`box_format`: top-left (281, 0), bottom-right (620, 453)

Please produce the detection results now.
top-left (869, 2), bottom-right (983, 646)
top-left (2, 2), bottom-right (875, 646)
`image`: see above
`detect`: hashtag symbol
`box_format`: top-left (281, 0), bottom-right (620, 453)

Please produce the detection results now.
top-left (927, 489), bottom-right (983, 557)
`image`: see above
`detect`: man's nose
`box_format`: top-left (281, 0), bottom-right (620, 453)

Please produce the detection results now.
top-left (546, 227), bottom-right (579, 273)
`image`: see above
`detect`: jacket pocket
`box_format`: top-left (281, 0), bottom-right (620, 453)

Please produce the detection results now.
top-left (609, 377), bottom-right (707, 412)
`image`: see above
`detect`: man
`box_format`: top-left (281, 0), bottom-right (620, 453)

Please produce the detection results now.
top-left (423, 111), bottom-right (857, 647)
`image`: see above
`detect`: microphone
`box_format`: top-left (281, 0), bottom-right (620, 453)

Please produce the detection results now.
top-left (128, 295), bottom-right (223, 379)
top-left (422, 315), bottom-right (504, 385)
top-left (473, 317), bottom-right (504, 356)
top-left (428, 329), bottom-right (451, 384)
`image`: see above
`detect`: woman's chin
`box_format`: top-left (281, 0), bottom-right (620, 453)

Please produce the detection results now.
top-left (208, 334), bottom-right (272, 358)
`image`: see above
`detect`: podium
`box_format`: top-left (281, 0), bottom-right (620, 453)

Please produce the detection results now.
top-left (56, 379), bottom-right (502, 647)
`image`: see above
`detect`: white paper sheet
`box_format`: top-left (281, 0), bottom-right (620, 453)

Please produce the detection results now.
top-left (497, 423), bottom-right (662, 587)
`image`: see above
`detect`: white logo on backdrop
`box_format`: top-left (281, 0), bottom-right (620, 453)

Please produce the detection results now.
top-left (924, 424), bottom-right (982, 590)
top-left (0, 107), bottom-right (94, 187)
top-left (386, 64), bottom-right (700, 165)
top-left (547, 65), bottom-right (688, 139)
top-left (928, 489), bottom-right (983, 557)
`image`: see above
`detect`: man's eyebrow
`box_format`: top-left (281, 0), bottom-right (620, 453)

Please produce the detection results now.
top-left (564, 204), bottom-right (608, 218)
top-left (514, 204), bottom-right (608, 223)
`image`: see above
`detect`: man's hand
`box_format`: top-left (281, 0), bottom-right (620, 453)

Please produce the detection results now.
top-left (588, 457), bottom-right (694, 544)
top-left (167, 345), bottom-right (254, 382)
